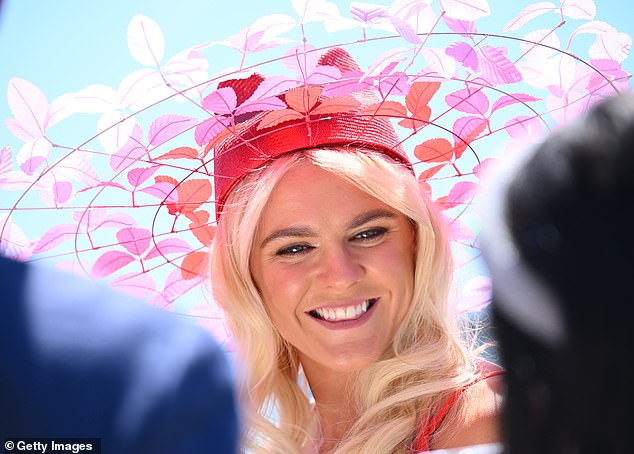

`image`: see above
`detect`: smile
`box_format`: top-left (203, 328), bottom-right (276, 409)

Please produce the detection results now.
top-left (309, 298), bottom-right (379, 322)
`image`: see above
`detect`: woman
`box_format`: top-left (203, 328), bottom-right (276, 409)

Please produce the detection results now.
top-left (209, 48), bottom-right (502, 453)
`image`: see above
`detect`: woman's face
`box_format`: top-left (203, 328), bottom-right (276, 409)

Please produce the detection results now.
top-left (250, 160), bottom-right (416, 374)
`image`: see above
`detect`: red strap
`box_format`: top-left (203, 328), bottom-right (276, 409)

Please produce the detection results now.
top-left (412, 370), bottom-right (504, 452)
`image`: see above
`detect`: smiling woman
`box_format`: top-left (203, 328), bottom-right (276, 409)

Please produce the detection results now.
top-left (209, 48), bottom-right (502, 454)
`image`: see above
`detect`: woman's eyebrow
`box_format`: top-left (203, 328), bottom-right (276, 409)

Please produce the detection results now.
top-left (260, 227), bottom-right (315, 249)
top-left (346, 209), bottom-right (396, 230)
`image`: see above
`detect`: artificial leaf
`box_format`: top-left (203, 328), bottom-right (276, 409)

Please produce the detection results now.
top-left (311, 94), bottom-right (360, 115)
top-left (92, 250), bottom-right (136, 278)
top-left (176, 178), bottom-right (213, 215)
top-left (446, 42), bottom-right (478, 72)
top-left (194, 116), bottom-right (230, 146)
top-left (477, 46), bottom-right (522, 85)
top-left (127, 15), bottom-right (165, 66)
top-left (127, 166), bottom-right (160, 188)
top-left (406, 81), bottom-right (441, 118)
top-left (561, 0), bottom-right (596, 20)
top-left (110, 124), bottom-right (146, 172)
top-left (53, 181), bottom-right (73, 204)
top-left (181, 250), bottom-right (208, 280)
top-left (0, 145), bottom-right (12, 175)
top-left (285, 86), bottom-right (322, 112)
top-left (116, 227), bottom-right (152, 256)
top-left (442, 0), bottom-right (491, 21)
top-left (148, 114), bottom-right (198, 147)
top-left (436, 181), bottom-right (478, 209)
top-left (190, 222), bottom-right (216, 247)
top-left (452, 116), bottom-right (488, 160)
top-left (144, 238), bottom-right (192, 260)
top-left (491, 93), bottom-right (540, 113)
top-left (32, 224), bottom-right (77, 254)
top-left (414, 138), bottom-right (454, 163)
top-left (111, 272), bottom-right (157, 299)
top-left (155, 146), bottom-right (199, 160)
top-left (445, 88), bottom-right (490, 115)
top-left (420, 47), bottom-right (457, 78)
top-left (202, 87), bottom-right (238, 114)
top-left (6, 78), bottom-right (48, 141)
top-left (503, 2), bottom-right (556, 32)
top-left (257, 109), bottom-right (304, 130)
top-left (443, 17), bottom-right (477, 35)
top-left (358, 101), bottom-right (407, 118)
top-left (16, 138), bottom-right (50, 176)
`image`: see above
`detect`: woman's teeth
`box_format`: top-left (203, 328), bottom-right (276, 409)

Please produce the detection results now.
top-left (312, 299), bottom-right (376, 321)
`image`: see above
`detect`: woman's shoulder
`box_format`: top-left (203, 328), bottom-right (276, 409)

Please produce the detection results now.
top-left (430, 361), bottom-right (504, 450)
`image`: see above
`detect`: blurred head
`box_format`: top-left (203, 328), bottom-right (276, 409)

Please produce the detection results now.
top-left (482, 92), bottom-right (634, 453)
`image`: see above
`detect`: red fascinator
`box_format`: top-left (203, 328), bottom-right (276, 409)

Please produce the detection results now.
top-left (211, 47), bottom-right (412, 216)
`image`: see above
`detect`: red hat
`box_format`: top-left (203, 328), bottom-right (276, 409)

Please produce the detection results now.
top-left (210, 48), bottom-right (413, 217)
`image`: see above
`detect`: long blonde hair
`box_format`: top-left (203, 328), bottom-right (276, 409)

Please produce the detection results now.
top-left (210, 147), bottom-right (477, 453)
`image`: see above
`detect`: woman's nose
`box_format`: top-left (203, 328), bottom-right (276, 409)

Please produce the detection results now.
top-left (316, 245), bottom-right (364, 290)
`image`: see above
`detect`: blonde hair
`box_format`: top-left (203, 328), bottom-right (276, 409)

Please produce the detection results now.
top-left (210, 148), bottom-right (477, 453)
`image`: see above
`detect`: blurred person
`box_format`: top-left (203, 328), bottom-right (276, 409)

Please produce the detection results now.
top-left (0, 255), bottom-right (239, 454)
top-left (481, 92), bottom-right (634, 454)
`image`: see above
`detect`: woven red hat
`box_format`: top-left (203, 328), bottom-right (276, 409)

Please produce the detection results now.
top-left (211, 48), bottom-right (412, 217)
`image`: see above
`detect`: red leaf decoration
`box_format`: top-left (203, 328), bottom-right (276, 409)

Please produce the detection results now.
top-left (176, 178), bottom-right (212, 216)
top-left (181, 250), bottom-right (208, 280)
top-left (92, 250), bottom-right (136, 278)
top-left (155, 146), bottom-right (199, 160)
top-left (257, 109), bottom-right (304, 130)
top-left (414, 138), bottom-right (454, 163)
top-left (358, 101), bottom-right (407, 118)
top-left (285, 86), bottom-right (322, 112)
top-left (311, 94), bottom-right (361, 116)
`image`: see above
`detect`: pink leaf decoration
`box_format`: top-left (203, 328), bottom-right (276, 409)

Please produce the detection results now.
top-left (350, 3), bottom-right (386, 22)
top-left (110, 124), bottom-right (146, 172)
top-left (66, 84), bottom-right (119, 114)
top-left (442, 17), bottom-right (477, 35)
top-left (378, 72), bottom-right (410, 96)
top-left (53, 181), bottom-right (73, 204)
top-left (148, 114), bottom-right (197, 147)
top-left (116, 227), bottom-right (152, 256)
top-left (144, 238), bottom-right (192, 260)
top-left (477, 46), bottom-right (522, 85)
top-left (127, 15), bottom-right (165, 66)
top-left (243, 76), bottom-right (298, 103)
top-left (365, 48), bottom-right (409, 78)
top-left (127, 165), bottom-right (160, 188)
top-left (92, 250), bottom-right (136, 278)
top-left (561, 0), bottom-right (596, 20)
top-left (0, 215), bottom-right (32, 260)
top-left (110, 272), bottom-right (157, 299)
top-left (436, 181), bottom-right (478, 210)
top-left (446, 42), bottom-right (478, 72)
top-left (504, 115), bottom-right (544, 142)
top-left (17, 138), bottom-right (50, 176)
top-left (442, 0), bottom-right (491, 21)
top-left (389, 16), bottom-right (422, 44)
top-left (445, 88), bottom-right (490, 115)
top-left (322, 70), bottom-right (373, 97)
top-left (503, 2), bottom-right (556, 32)
top-left (452, 116), bottom-right (488, 159)
top-left (32, 224), bottom-right (77, 254)
top-left (194, 116), bottom-right (229, 146)
top-left (6, 78), bottom-right (48, 141)
top-left (420, 47), bottom-right (457, 78)
top-left (202, 87), bottom-right (238, 114)
top-left (226, 14), bottom-right (295, 53)
top-left (491, 93), bottom-right (540, 113)
top-left (0, 145), bottom-right (12, 175)
top-left (96, 212), bottom-right (137, 230)
top-left (163, 268), bottom-right (202, 302)
top-left (139, 181), bottom-right (178, 201)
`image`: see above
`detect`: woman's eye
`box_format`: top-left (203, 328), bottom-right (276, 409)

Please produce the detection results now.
top-left (352, 227), bottom-right (387, 242)
top-left (276, 244), bottom-right (313, 256)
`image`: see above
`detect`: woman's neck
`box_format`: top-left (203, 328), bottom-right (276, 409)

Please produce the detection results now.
top-left (301, 358), bottom-right (360, 452)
